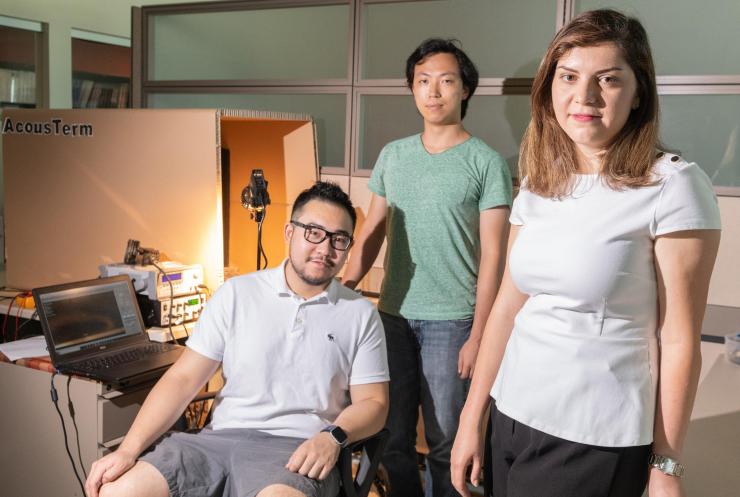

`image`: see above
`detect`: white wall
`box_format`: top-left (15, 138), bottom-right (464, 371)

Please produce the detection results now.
top-left (709, 196), bottom-right (740, 307)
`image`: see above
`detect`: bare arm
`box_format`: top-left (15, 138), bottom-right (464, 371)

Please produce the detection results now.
top-left (85, 349), bottom-right (221, 496)
top-left (286, 381), bottom-right (389, 480)
top-left (335, 381), bottom-right (390, 442)
top-left (342, 194), bottom-right (387, 290)
top-left (451, 225), bottom-right (528, 496)
top-left (458, 207), bottom-right (510, 378)
top-left (649, 229), bottom-right (720, 497)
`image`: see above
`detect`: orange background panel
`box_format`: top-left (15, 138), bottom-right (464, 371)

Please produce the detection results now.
top-left (221, 119), bottom-right (316, 274)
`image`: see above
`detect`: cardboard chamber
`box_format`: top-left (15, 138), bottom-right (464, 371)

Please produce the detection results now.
top-left (1, 108), bottom-right (318, 292)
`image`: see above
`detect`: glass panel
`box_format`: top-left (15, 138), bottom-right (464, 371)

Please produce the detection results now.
top-left (147, 92), bottom-right (346, 168)
top-left (362, 0), bottom-right (556, 79)
top-left (358, 93), bottom-right (530, 177)
top-left (358, 95), bottom-right (419, 170)
top-left (148, 4), bottom-right (349, 81)
top-left (72, 39), bottom-right (131, 108)
top-left (660, 95), bottom-right (740, 187)
top-left (574, 0), bottom-right (740, 75)
top-left (0, 25), bottom-right (38, 108)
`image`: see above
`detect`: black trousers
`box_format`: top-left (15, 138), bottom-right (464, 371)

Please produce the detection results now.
top-left (489, 407), bottom-right (651, 497)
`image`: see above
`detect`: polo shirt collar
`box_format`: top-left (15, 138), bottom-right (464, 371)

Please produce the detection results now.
top-left (274, 259), bottom-right (339, 305)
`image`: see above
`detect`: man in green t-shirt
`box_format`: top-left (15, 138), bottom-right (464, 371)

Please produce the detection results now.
top-left (343, 39), bottom-right (512, 497)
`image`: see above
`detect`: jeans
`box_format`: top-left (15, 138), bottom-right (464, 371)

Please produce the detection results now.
top-left (379, 311), bottom-right (471, 497)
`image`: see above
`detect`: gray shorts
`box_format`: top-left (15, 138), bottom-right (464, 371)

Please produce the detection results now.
top-left (140, 428), bottom-right (340, 497)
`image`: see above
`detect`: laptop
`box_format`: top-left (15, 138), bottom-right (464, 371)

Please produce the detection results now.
top-left (33, 275), bottom-right (185, 386)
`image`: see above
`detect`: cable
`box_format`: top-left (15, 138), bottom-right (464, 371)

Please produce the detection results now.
top-left (50, 373), bottom-right (86, 495)
top-left (15, 309), bottom-right (39, 339)
top-left (66, 376), bottom-right (88, 479)
top-left (2, 293), bottom-right (22, 343)
top-left (257, 207), bottom-right (268, 270)
top-left (14, 296), bottom-right (25, 341)
top-left (149, 261), bottom-right (177, 343)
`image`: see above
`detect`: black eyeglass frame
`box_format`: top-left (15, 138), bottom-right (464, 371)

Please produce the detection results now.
top-left (290, 220), bottom-right (354, 251)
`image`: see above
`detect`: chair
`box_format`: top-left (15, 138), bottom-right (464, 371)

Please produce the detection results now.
top-left (337, 428), bottom-right (389, 497)
top-left (181, 391), bottom-right (389, 497)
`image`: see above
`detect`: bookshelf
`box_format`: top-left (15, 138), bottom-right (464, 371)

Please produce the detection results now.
top-left (0, 24), bottom-right (38, 109)
top-left (72, 37), bottom-right (131, 108)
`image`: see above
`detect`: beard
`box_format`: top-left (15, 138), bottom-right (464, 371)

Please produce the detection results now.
top-left (288, 255), bottom-right (336, 287)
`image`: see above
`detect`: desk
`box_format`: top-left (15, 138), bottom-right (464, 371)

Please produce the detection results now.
top-left (681, 341), bottom-right (740, 497)
top-left (0, 357), bottom-right (153, 497)
top-left (0, 343), bottom-right (737, 497)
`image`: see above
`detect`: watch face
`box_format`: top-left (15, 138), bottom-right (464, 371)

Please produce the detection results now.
top-left (650, 454), bottom-right (684, 477)
top-left (331, 426), bottom-right (348, 445)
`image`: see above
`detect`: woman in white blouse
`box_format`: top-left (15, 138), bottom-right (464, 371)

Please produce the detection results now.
top-left (451, 9), bottom-right (721, 497)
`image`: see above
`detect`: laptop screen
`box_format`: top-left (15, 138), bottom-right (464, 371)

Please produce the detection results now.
top-left (37, 277), bottom-right (144, 356)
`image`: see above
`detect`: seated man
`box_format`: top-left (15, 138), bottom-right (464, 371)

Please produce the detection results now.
top-left (85, 182), bottom-right (390, 497)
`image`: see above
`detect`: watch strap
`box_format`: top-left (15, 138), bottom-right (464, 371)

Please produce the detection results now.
top-left (648, 453), bottom-right (685, 477)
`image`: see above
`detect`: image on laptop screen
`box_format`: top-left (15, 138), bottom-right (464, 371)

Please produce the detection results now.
top-left (38, 279), bottom-right (144, 355)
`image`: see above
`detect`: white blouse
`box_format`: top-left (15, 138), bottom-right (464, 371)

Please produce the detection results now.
top-left (491, 154), bottom-right (722, 447)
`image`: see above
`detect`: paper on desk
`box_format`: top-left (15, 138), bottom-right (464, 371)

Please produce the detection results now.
top-left (0, 335), bottom-right (48, 361)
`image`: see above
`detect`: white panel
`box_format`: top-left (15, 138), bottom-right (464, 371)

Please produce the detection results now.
top-left (320, 174), bottom-right (349, 193)
top-left (707, 196), bottom-right (740, 307)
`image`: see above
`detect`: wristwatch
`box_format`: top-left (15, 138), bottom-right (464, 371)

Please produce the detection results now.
top-left (321, 424), bottom-right (349, 448)
top-left (648, 454), bottom-right (685, 477)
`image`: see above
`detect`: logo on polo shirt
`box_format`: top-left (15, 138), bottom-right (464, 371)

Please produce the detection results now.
top-left (327, 333), bottom-right (335, 342)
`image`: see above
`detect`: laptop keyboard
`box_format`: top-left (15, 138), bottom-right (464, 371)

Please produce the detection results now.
top-left (72, 342), bottom-right (178, 371)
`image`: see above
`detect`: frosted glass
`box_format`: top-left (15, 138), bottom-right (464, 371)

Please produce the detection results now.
top-left (361, 0), bottom-right (556, 79)
top-left (148, 92), bottom-right (346, 168)
top-left (660, 95), bottom-right (740, 187)
top-left (575, 0), bottom-right (740, 75)
top-left (358, 94), bottom-right (530, 176)
top-left (149, 4), bottom-right (349, 81)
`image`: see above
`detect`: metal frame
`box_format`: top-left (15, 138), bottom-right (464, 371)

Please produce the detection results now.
top-left (132, 7), bottom-right (143, 108)
top-left (70, 29), bottom-right (130, 47)
top-left (0, 15), bottom-right (43, 32)
top-left (36, 23), bottom-right (49, 108)
top-left (135, 0), bottom-right (740, 194)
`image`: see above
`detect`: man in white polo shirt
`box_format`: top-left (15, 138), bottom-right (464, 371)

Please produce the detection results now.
top-left (85, 182), bottom-right (390, 497)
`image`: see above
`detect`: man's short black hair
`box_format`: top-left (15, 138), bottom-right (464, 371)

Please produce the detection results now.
top-left (405, 38), bottom-right (479, 119)
top-left (291, 181), bottom-right (357, 231)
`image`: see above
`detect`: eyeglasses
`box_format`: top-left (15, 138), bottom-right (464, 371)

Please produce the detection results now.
top-left (290, 221), bottom-right (353, 251)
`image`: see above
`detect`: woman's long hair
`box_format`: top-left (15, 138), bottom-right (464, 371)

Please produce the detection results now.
top-left (520, 9), bottom-right (663, 198)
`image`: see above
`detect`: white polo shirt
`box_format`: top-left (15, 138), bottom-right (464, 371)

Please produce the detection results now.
top-left (187, 261), bottom-right (389, 439)
top-left (491, 155), bottom-right (721, 447)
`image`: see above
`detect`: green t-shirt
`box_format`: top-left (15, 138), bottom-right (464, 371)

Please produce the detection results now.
top-left (368, 134), bottom-right (513, 320)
